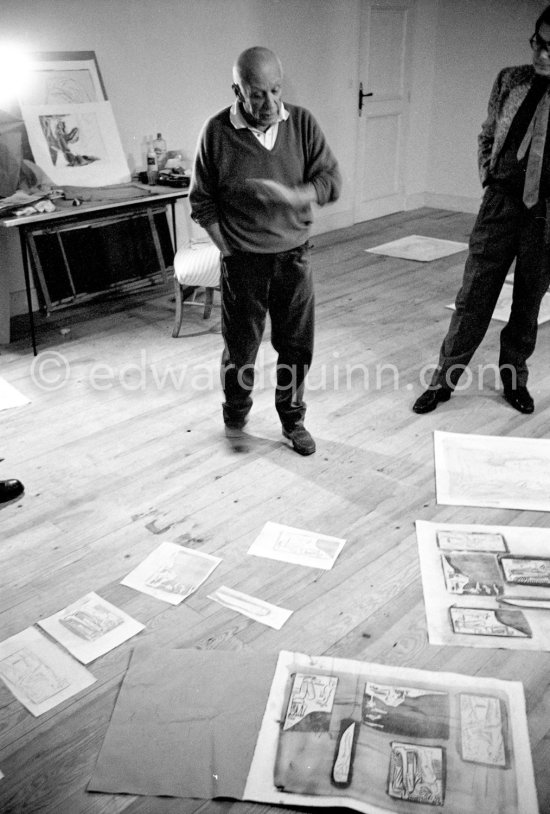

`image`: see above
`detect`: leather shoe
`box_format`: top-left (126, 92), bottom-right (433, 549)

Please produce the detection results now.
top-left (503, 385), bottom-right (534, 414)
top-left (283, 426), bottom-right (316, 455)
top-left (224, 417), bottom-right (248, 437)
top-left (0, 479), bottom-right (24, 504)
top-left (412, 387), bottom-right (452, 414)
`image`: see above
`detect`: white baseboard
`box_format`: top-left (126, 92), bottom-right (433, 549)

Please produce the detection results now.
top-left (312, 206), bottom-right (354, 235)
top-left (404, 192), bottom-right (426, 210)
top-left (11, 287), bottom-right (39, 318)
top-left (423, 192), bottom-right (481, 214)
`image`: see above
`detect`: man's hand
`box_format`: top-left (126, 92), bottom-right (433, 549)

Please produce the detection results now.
top-left (246, 179), bottom-right (317, 209)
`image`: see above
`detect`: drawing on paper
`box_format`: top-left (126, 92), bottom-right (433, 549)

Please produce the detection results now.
top-left (436, 530), bottom-right (508, 552)
top-left (387, 742), bottom-right (445, 806)
top-left (434, 431), bottom-right (550, 511)
top-left (207, 586), bottom-right (292, 630)
top-left (441, 551), bottom-right (504, 595)
top-left (210, 586), bottom-right (270, 617)
top-left (21, 69), bottom-right (100, 105)
top-left (0, 647), bottom-right (69, 704)
top-left (273, 530), bottom-right (342, 562)
top-left (363, 682), bottom-right (449, 739)
top-left (39, 112), bottom-right (101, 167)
top-left (459, 693), bottom-right (509, 767)
top-left (145, 549), bottom-right (209, 595)
top-left (59, 599), bottom-right (124, 641)
top-left (331, 718), bottom-right (359, 788)
top-left (121, 542), bottom-right (221, 605)
top-left (499, 556), bottom-right (550, 586)
top-left (283, 673), bottom-right (338, 731)
top-left (247, 522), bottom-right (345, 570)
top-left (449, 606), bottom-right (532, 638)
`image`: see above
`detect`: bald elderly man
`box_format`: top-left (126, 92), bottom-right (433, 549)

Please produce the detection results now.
top-left (190, 46), bottom-right (341, 455)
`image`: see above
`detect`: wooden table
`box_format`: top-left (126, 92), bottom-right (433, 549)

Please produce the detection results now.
top-left (0, 186), bottom-right (188, 355)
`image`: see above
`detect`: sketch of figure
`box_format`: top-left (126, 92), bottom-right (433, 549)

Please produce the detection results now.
top-left (387, 742), bottom-right (445, 806)
top-left (283, 673), bottom-right (338, 731)
top-left (40, 114), bottom-right (99, 167)
top-left (19, 68), bottom-right (100, 105)
top-left (459, 694), bottom-right (508, 767)
top-left (59, 600), bottom-right (124, 641)
top-left (44, 73), bottom-right (97, 104)
top-left (0, 647), bottom-right (69, 704)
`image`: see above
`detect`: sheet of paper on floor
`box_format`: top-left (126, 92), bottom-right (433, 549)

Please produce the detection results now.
top-left (88, 648), bottom-right (279, 799)
top-left (248, 521), bottom-right (345, 569)
top-left (120, 541), bottom-right (221, 604)
top-left (207, 586), bottom-right (293, 630)
top-left (416, 519), bottom-right (550, 650)
top-left (89, 647), bottom-right (538, 814)
top-left (434, 430), bottom-right (550, 512)
top-left (0, 627), bottom-right (95, 716)
top-left (0, 377), bottom-right (30, 410)
top-left (446, 281), bottom-right (550, 324)
top-left (37, 592), bottom-right (145, 663)
top-left (365, 234), bottom-right (468, 261)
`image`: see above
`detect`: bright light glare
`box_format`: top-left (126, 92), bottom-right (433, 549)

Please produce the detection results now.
top-left (0, 44), bottom-right (32, 106)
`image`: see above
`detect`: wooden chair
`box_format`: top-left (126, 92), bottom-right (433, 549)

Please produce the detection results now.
top-left (172, 240), bottom-right (221, 338)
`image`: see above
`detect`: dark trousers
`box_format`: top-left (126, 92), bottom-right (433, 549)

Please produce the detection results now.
top-left (431, 186), bottom-right (550, 389)
top-left (220, 242), bottom-right (314, 430)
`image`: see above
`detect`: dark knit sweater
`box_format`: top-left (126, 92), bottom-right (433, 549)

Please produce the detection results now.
top-left (190, 103), bottom-right (341, 253)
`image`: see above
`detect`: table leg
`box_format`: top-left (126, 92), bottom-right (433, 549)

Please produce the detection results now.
top-left (171, 201), bottom-right (178, 252)
top-left (19, 228), bottom-right (37, 356)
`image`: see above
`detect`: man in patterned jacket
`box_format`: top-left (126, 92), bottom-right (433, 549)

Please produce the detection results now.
top-left (413, 4), bottom-right (550, 415)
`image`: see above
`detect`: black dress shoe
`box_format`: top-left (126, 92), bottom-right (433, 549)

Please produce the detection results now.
top-left (412, 387), bottom-right (452, 414)
top-left (503, 385), bottom-right (534, 414)
top-left (0, 479), bottom-right (24, 504)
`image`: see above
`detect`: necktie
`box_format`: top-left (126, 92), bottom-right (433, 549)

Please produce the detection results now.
top-left (518, 88), bottom-right (550, 208)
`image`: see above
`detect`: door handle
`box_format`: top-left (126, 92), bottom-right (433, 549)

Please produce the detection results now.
top-left (358, 82), bottom-right (373, 115)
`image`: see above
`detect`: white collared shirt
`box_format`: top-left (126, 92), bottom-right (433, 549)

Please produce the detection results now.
top-left (229, 100), bottom-right (289, 150)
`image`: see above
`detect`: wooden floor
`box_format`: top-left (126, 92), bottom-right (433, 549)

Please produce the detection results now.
top-left (2, 206), bottom-right (550, 814)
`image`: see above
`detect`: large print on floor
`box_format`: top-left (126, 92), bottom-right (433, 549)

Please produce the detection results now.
top-left (416, 519), bottom-right (550, 651)
top-left (434, 430), bottom-right (550, 512)
top-left (89, 648), bottom-right (538, 814)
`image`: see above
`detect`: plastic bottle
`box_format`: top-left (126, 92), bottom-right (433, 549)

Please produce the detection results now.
top-left (153, 132), bottom-right (167, 170)
top-left (146, 143), bottom-right (158, 184)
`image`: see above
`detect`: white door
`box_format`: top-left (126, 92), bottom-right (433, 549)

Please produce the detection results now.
top-left (354, 0), bottom-right (414, 222)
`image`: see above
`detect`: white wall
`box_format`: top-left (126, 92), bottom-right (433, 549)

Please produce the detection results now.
top-left (0, 0), bottom-right (362, 321)
top-left (425, 0), bottom-right (546, 212)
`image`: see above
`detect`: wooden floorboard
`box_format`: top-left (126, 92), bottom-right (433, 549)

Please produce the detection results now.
top-left (1, 207), bottom-right (550, 813)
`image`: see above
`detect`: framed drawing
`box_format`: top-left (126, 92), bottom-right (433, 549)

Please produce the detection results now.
top-left (18, 51), bottom-right (130, 186)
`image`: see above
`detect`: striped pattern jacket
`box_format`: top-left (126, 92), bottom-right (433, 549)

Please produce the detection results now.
top-left (478, 64), bottom-right (536, 186)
